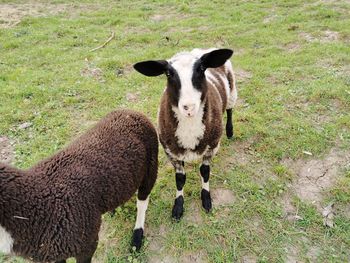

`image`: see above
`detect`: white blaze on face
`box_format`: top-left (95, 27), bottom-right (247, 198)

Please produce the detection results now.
top-left (0, 225), bottom-right (14, 254)
top-left (169, 53), bottom-right (202, 118)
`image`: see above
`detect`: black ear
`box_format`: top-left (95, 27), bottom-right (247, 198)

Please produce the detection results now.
top-left (133, 60), bottom-right (168, 77)
top-left (200, 49), bottom-right (233, 69)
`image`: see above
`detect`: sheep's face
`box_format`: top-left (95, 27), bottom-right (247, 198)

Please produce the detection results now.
top-left (167, 53), bottom-right (205, 118)
top-left (133, 48), bottom-right (233, 118)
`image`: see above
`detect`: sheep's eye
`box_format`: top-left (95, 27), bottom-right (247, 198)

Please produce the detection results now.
top-left (165, 70), bottom-right (173, 77)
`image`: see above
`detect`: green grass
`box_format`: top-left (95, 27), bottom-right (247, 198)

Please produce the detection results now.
top-left (0, 0), bottom-right (349, 262)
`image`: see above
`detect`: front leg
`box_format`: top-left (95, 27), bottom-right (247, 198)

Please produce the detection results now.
top-left (171, 160), bottom-right (186, 220)
top-left (200, 157), bottom-right (212, 212)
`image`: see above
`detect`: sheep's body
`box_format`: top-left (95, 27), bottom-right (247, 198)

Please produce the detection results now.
top-left (0, 109), bottom-right (158, 263)
top-left (159, 50), bottom-right (237, 162)
top-left (134, 48), bottom-right (236, 220)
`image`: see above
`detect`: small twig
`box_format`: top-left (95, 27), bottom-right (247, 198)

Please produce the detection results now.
top-left (13, 215), bottom-right (29, 220)
top-left (90, 31), bottom-right (115, 52)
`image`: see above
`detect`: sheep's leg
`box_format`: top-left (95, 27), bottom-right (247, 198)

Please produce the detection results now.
top-left (200, 157), bottom-right (212, 212)
top-left (226, 108), bottom-right (234, 139)
top-left (131, 196), bottom-right (149, 251)
top-left (172, 160), bottom-right (186, 220)
top-left (132, 151), bottom-right (157, 251)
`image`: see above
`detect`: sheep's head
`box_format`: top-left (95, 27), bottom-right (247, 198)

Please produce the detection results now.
top-left (134, 48), bottom-right (233, 118)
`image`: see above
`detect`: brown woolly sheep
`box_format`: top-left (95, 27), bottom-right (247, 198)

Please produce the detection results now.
top-left (134, 48), bottom-right (237, 220)
top-left (0, 109), bottom-right (158, 263)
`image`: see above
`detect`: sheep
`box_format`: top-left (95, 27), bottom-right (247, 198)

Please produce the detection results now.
top-left (134, 48), bottom-right (237, 220)
top-left (0, 109), bottom-right (158, 263)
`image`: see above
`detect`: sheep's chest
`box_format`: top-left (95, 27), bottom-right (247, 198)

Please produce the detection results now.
top-left (173, 105), bottom-right (205, 150)
top-left (0, 225), bottom-right (14, 254)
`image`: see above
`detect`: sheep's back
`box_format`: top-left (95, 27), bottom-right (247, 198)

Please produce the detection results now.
top-left (7, 110), bottom-right (158, 261)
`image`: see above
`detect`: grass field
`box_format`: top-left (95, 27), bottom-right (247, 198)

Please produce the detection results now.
top-left (0, 0), bottom-right (349, 262)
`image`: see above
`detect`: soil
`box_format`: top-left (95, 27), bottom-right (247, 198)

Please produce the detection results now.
top-left (282, 148), bottom-right (350, 211)
top-left (235, 69), bottom-right (253, 83)
top-left (0, 136), bottom-right (15, 163)
top-left (0, 2), bottom-right (100, 28)
top-left (211, 188), bottom-right (236, 206)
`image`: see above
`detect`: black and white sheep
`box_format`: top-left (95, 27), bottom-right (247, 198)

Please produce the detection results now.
top-left (0, 109), bottom-right (158, 263)
top-left (134, 48), bottom-right (237, 220)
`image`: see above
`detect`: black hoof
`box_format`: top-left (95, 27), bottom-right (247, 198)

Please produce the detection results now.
top-left (172, 196), bottom-right (184, 220)
top-left (131, 228), bottom-right (144, 252)
top-left (201, 189), bottom-right (212, 212)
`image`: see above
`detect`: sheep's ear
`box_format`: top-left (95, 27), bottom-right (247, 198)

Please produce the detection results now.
top-left (200, 49), bottom-right (233, 69)
top-left (133, 60), bottom-right (168, 77)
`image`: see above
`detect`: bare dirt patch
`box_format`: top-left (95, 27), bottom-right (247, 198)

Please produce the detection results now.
top-left (150, 14), bottom-right (167, 22)
top-left (150, 11), bottom-right (190, 23)
top-left (318, 59), bottom-right (350, 78)
top-left (147, 255), bottom-right (176, 263)
top-left (241, 254), bottom-right (258, 263)
top-left (184, 201), bottom-right (203, 224)
top-left (299, 30), bottom-right (340, 43)
top-left (181, 250), bottom-right (208, 263)
top-left (0, 2), bottom-right (101, 28)
top-left (226, 137), bottom-right (258, 167)
top-left (147, 224), bottom-right (168, 258)
top-left (212, 188), bottom-right (236, 206)
top-left (299, 32), bottom-right (316, 42)
top-left (321, 30), bottom-right (340, 42)
top-left (284, 238), bottom-right (320, 263)
top-left (126, 92), bottom-right (141, 103)
top-left (281, 193), bottom-right (302, 222)
top-left (0, 136), bottom-right (15, 163)
top-left (283, 43), bottom-right (301, 53)
top-left (285, 245), bottom-right (299, 263)
top-left (282, 148), bottom-right (350, 210)
top-left (235, 68), bottom-right (252, 83)
top-left (81, 60), bottom-right (104, 82)
top-left (263, 14), bottom-right (278, 24)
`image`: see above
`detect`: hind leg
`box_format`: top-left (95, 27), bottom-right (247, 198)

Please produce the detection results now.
top-left (131, 154), bottom-right (158, 251)
top-left (131, 195), bottom-right (149, 251)
top-left (226, 108), bottom-right (234, 139)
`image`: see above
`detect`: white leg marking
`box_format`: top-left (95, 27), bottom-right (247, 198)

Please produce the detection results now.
top-left (134, 197), bottom-right (149, 230)
top-left (0, 225), bottom-right (14, 254)
top-left (175, 167), bottom-right (185, 174)
top-left (201, 177), bottom-right (210, 192)
top-left (202, 159), bottom-right (210, 166)
top-left (176, 190), bottom-right (184, 198)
